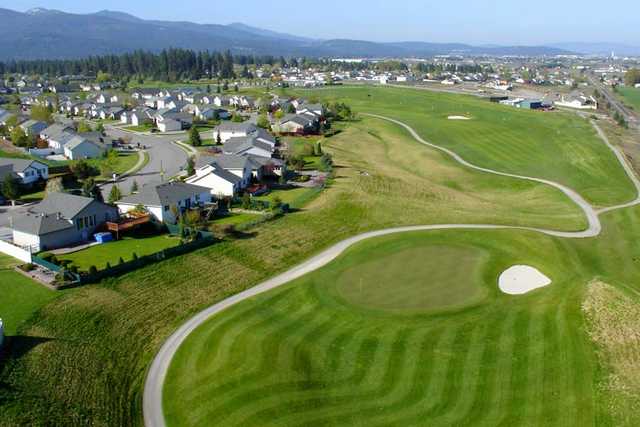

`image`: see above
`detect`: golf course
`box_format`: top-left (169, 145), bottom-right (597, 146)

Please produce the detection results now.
top-left (2, 86), bottom-right (639, 427)
top-left (155, 87), bottom-right (640, 426)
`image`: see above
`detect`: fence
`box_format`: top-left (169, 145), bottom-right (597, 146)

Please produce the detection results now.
top-left (0, 240), bottom-right (32, 263)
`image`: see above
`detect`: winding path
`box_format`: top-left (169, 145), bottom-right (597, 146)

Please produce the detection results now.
top-left (143, 114), bottom-right (640, 427)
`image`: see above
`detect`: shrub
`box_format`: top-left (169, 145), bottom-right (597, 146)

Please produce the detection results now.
top-left (18, 263), bottom-right (36, 272)
top-left (118, 257), bottom-right (125, 265)
top-left (105, 262), bottom-right (112, 270)
top-left (88, 265), bottom-right (98, 275)
top-left (132, 252), bottom-right (138, 260)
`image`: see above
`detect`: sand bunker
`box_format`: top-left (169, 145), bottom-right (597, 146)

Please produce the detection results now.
top-left (498, 265), bottom-right (551, 295)
top-left (448, 115), bottom-right (471, 120)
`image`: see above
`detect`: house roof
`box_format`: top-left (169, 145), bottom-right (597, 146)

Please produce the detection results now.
top-left (0, 157), bottom-right (47, 173)
top-left (118, 181), bottom-right (210, 207)
top-left (190, 166), bottom-right (242, 185)
top-left (19, 119), bottom-right (48, 133)
top-left (31, 192), bottom-right (98, 219)
top-left (211, 154), bottom-right (256, 170)
top-left (41, 123), bottom-right (74, 140)
top-left (215, 122), bottom-right (257, 134)
top-left (12, 212), bottom-right (74, 236)
top-left (0, 164), bottom-right (17, 181)
top-left (223, 136), bottom-right (274, 156)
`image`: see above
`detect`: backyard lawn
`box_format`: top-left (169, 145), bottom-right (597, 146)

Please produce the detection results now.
top-left (123, 123), bottom-right (156, 133)
top-left (58, 234), bottom-right (180, 271)
top-left (0, 255), bottom-right (57, 336)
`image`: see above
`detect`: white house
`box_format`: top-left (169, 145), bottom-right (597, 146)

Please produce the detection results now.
top-left (554, 94), bottom-right (598, 110)
top-left (223, 136), bottom-right (274, 158)
top-left (117, 181), bottom-right (212, 223)
top-left (213, 122), bottom-right (258, 143)
top-left (157, 117), bottom-right (181, 132)
top-left (186, 165), bottom-right (242, 197)
top-left (0, 158), bottom-right (49, 185)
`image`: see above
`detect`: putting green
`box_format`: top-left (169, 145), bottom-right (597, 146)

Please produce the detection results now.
top-left (335, 244), bottom-right (488, 314)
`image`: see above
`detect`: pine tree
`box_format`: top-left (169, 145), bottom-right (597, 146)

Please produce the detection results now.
top-left (108, 184), bottom-right (122, 203)
top-left (189, 127), bottom-right (202, 146)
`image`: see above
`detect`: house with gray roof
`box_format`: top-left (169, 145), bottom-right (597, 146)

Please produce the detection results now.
top-left (116, 181), bottom-right (211, 223)
top-left (0, 158), bottom-right (48, 185)
top-left (19, 119), bottom-right (48, 136)
top-left (213, 122), bottom-right (258, 143)
top-left (223, 135), bottom-right (275, 158)
top-left (273, 114), bottom-right (319, 135)
top-left (64, 136), bottom-right (106, 160)
top-left (11, 192), bottom-right (119, 252)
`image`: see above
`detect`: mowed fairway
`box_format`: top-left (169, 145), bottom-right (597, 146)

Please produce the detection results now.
top-left (164, 229), bottom-right (601, 427)
top-left (295, 86), bottom-right (636, 207)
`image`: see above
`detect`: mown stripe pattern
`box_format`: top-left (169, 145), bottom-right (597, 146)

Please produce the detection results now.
top-left (163, 263), bottom-right (597, 427)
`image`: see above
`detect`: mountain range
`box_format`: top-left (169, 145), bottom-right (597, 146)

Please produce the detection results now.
top-left (0, 7), bottom-right (635, 60)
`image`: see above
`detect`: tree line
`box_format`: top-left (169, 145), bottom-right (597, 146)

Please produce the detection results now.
top-left (0, 49), bottom-right (316, 82)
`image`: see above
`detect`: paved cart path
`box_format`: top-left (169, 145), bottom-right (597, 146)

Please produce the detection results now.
top-left (143, 114), bottom-right (640, 427)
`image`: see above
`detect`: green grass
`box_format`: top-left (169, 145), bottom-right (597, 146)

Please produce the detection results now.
top-left (0, 255), bottom-right (57, 336)
top-left (214, 212), bottom-right (264, 226)
top-left (291, 86), bottom-right (636, 207)
top-left (255, 187), bottom-right (322, 209)
top-left (617, 86), bottom-right (640, 111)
top-left (163, 215), bottom-right (640, 426)
top-left (58, 235), bottom-right (180, 271)
top-left (123, 124), bottom-right (156, 133)
top-left (0, 86), bottom-right (637, 426)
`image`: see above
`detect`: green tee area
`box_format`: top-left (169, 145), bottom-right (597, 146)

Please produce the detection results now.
top-left (0, 86), bottom-right (638, 425)
top-left (0, 255), bottom-right (57, 336)
top-left (617, 86), bottom-right (640, 111)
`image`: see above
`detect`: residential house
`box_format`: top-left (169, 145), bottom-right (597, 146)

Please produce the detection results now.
top-left (273, 114), bottom-right (318, 135)
top-left (0, 158), bottom-right (48, 185)
top-left (117, 181), bottom-right (211, 223)
top-left (213, 122), bottom-right (258, 143)
top-left (11, 192), bottom-right (119, 252)
top-left (19, 120), bottom-right (49, 136)
top-left (554, 94), bottom-right (598, 110)
top-left (64, 136), bottom-right (106, 160)
top-left (223, 135), bottom-right (274, 158)
top-left (186, 161), bottom-right (243, 197)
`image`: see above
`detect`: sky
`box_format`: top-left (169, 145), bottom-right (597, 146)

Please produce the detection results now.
top-left (4, 0), bottom-right (640, 46)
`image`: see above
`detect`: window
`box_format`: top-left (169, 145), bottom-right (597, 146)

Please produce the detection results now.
top-left (78, 218), bottom-right (84, 229)
top-left (164, 205), bottom-right (170, 211)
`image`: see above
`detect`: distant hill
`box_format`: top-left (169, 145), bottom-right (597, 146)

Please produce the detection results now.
top-left (549, 42), bottom-right (640, 56)
top-left (0, 7), bottom-right (575, 60)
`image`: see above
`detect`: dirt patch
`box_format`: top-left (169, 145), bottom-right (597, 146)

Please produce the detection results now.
top-left (582, 281), bottom-right (640, 424)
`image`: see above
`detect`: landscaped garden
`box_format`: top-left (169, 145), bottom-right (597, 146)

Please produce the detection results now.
top-left (1, 86), bottom-right (639, 426)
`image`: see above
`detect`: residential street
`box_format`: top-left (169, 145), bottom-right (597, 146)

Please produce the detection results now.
top-left (100, 125), bottom-right (190, 198)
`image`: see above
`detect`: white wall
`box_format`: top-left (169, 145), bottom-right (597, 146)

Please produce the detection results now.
top-left (0, 238), bottom-right (33, 263)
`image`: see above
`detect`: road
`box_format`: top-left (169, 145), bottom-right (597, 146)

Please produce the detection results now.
top-left (142, 114), bottom-right (640, 427)
top-left (588, 75), bottom-right (639, 130)
top-left (100, 125), bottom-right (190, 197)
